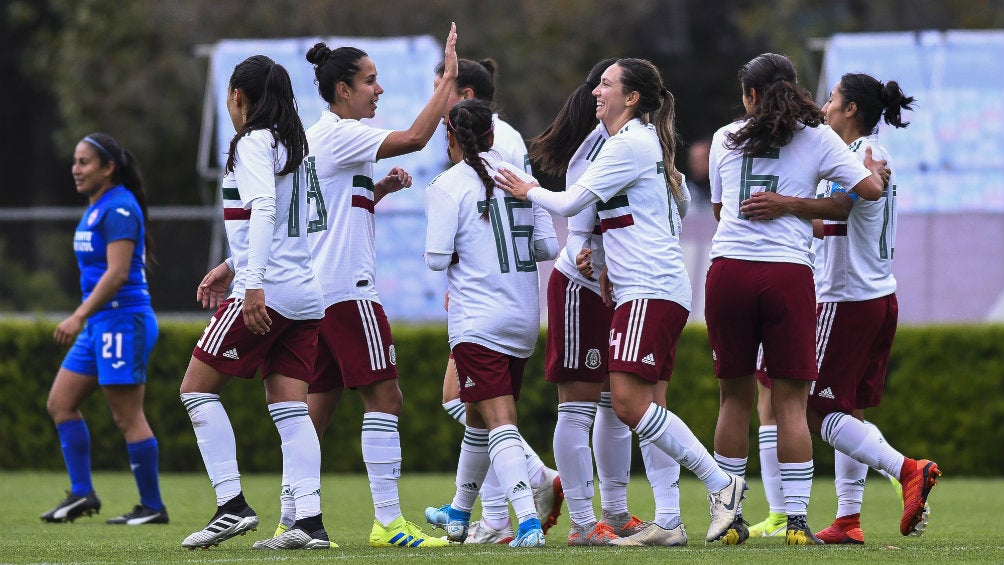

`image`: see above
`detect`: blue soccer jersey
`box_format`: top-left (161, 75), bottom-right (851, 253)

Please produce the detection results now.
top-left (73, 185), bottom-right (150, 310)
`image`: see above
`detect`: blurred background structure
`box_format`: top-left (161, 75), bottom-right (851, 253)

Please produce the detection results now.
top-left (3, 0), bottom-right (1004, 322)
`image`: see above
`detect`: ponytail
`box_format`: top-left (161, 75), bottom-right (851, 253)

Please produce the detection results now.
top-left (838, 73), bottom-right (916, 133)
top-left (225, 55), bottom-right (307, 176)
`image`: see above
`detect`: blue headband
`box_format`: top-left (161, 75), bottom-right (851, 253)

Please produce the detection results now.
top-left (83, 136), bottom-right (117, 165)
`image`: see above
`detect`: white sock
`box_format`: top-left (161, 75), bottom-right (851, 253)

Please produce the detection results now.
top-left (443, 399), bottom-right (466, 426)
top-left (714, 452), bottom-right (747, 515)
top-left (278, 473), bottom-right (295, 527)
top-left (520, 436), bottom-right (546, 489)
top-left (640, 438), bottom-right (681, 529)
top-left (269, 401), bottom-right (321, 519)
top-left (479, 467), bottom-right (510, 529)
top-left (821, 412), bottom-right (905, 478)
top-left (452, 427), bottom-right (490, 514)
top-left (488, 424), bottom-right (536, 524)
top-left (634, 402), bottom-right (730, 493)
top-left (758, 425), bottom-right (785, 514)
top-left (555, 402), bottom-right (597, 526)
top-left (594, 392), bottom-right (631, 514)
top-left (779, 460), bottom-right (813, 516)
top-left (834, 447), bottom-right (866, 518)
top-left (362, 412), bottom-right (402, 526)
top-left (181, 393), bottom-right (241, 506)
top-left (864, 421), bottom-right (897, 481)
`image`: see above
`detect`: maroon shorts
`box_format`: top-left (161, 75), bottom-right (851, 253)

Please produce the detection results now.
top-left (545, 269), bottom-right (614, 384)
top-left (308, 300), bottom-right (398, 394)
top-left (705, 258), bottom-right (817, 381)
top-left (193, 298), bottom-right (319, 381)
top-left (607, 298), bottom-right (688, 383)
top-left (452, 342), bottom-right (527, 404)
top-left (809, 294), bottom-right (898, 414)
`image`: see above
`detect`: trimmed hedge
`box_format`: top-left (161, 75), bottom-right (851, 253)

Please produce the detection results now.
top-left (1, 320), bottom-right (1001, 475)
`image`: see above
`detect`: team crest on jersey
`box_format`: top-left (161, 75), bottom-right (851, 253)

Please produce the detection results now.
top-left (585, 348), bottom-right (601, 370)
top-left (388, 344), bottom-right (397, 365)
top-left (87, 209), bottom-right (100, 226)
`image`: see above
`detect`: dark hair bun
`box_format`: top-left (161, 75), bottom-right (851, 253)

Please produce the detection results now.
top-left (478, 58), bottom-right (498, 76)
top-left (306, 42), bottom-right (331, 65)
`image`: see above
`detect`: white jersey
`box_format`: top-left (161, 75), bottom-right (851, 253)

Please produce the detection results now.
top-left (553, 123), bottom-right (609, 295)
top-left (492, 115), bottom-right (531, 173)
top-left (571, 118), bottom-right (691, 310)
top-left (709, 121), bottom-right (872, 266)
top-left (816, 133), bottom-right (897, 302)
top-left (425, 152), bottom-right (556, 358)
top-left (305, 112), bottom-right (393, 306)
top-left (222, 129), bottom-right (324, 320)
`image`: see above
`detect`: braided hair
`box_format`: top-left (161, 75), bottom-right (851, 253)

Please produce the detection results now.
top-left (446, 99), bottom-right (496, 220)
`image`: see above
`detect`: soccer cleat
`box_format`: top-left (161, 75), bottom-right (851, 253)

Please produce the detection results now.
top-left (509, 518), bottom-right (545, 547)
top-left (814, 513), bottom-right (864, 544)
top-left (370, 516), bottom-right (448, 548)
top-left (533, 467), bottom-right (564, 534)
top-left (567, 521), bottom-right (619, 546)
top-left (106, 504), bottom-right (169, 525)
top-left (41, 491), bottom-right (101, 523)
top-left (252, 526), bottom-right (332, 549)
top-left (598, 510), bottom-right (647, 537)
top-left (785, 515), bottom-right (824, 545)
top-left (719, 514), bottom-right (749, 545)
top-left (899, 458), bottom-right (940, 536)
top-left (182, 500), bottom-right (259, 549)
top-left (748, 511), bottom-right (787, 537)
top-left (609, 521), bottom-right (687, 547)
top-left (424, 504), bottom-right (450, 530)
top-left (910, 504), bottom-right (931, 537)
top-left (706, 474), bottom-right (747, 542)
top-left (464, 519), bottom-right (515, 544)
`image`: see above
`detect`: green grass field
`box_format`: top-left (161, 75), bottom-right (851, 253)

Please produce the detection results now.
top-left (2, 471), bottom-right (1001, 564)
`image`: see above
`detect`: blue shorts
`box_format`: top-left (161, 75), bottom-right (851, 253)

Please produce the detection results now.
top-left (61, 308), bottom-right (158, 385)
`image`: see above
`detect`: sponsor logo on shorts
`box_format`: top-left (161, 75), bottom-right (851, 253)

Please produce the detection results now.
top-left (711, 349), bottom-right (717, 361)
top-left (388, 344), bottom-right (397, 365)
top-left (222, 348), bottom-right (240, 360)
top-left (464, 376), bottom-right (475, 388)
top-left (111, 360), bottom-right (126, 369)
top-left (641, 353), bottom-right (656, 366)
top-left (585, 348), bottom-right (601, 370)
top-left (817, 386), bottom-right (836, 399)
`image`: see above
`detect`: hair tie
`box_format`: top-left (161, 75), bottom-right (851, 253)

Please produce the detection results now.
top-left (446, 116), bottom-right (457, 133)
top-left (478, 122), bottom-right (494, 137)
top-left (84, 136), bottom-right (117, 165)
top-left (660, 86), bottom-right (670, 97)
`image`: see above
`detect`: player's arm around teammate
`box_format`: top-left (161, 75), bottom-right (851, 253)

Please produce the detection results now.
top-left (498, 58), bottom-right (745, 546)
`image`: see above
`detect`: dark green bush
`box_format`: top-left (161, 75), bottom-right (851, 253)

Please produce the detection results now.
top-left (1, 320), bottom-right (1001, 475)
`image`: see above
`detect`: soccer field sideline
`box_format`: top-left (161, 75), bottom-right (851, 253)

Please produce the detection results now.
top-left (2, 471), bottom-right (1002, 564)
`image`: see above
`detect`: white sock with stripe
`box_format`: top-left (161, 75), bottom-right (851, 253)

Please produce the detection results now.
top-left (442, 398), bottom-right (466, 425)
top-left (555, 402), bottom-right (598, 526)
top-left (594, 392), bottom-right (631, 515)
top-left (181, 393), bottom-right (242, 506)
top-left (821, 412), bottom-right (905, 478)
top-left (451, 427), bottom-right (490, 514)
top-left (714, 453), bottom-right (747, 515)
top-left (758, 425), bottom-right (785, 514)
top-left (634, 402), bottom-right (731, 493)
top-left (779, 461), bottom-right (813, 516)
top-left (640, 437), bottom-right (682, 529)
top-left (488, 424), bottom-right (537, 524)
top-left (269, 401), bottom-right (321, 519)
top-left (362, 412), bottom-right (402, 526)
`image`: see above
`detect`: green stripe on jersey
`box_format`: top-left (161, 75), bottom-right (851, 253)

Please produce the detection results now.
top-left (222, 186), bottom-right (240, 200)
top-left (596, 194), bottom-right (629, 211)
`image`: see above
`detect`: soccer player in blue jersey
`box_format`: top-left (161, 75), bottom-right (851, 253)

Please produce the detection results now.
top-left (42, 133), bottom-right (166, 526)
